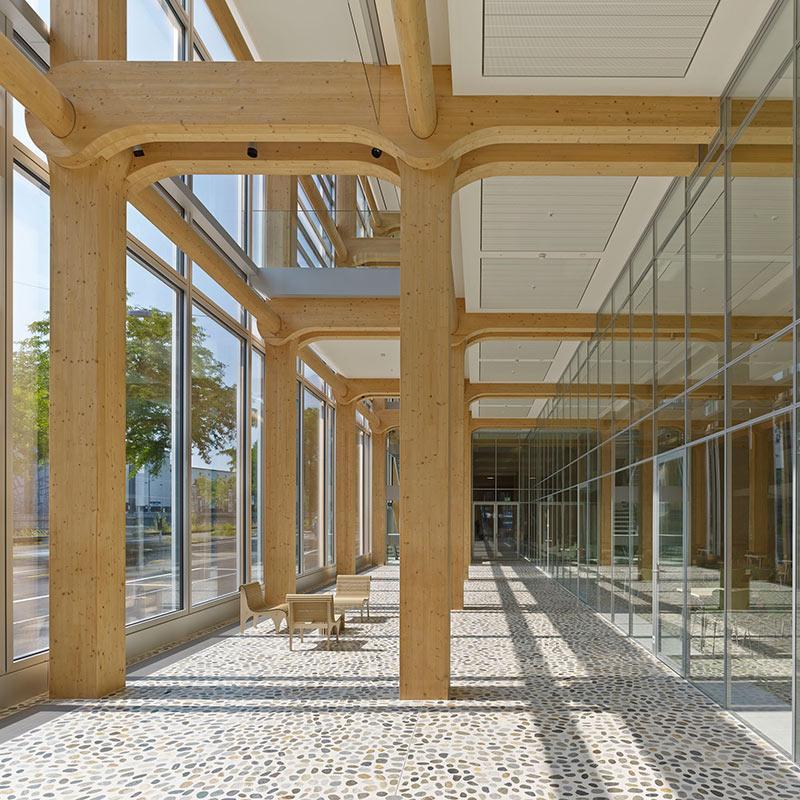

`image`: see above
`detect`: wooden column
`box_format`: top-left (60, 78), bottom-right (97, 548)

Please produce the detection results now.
top-left (399, 159), bottom-right (456, 700)
top-left (49, 154), bottom-right (129, 698)
top-left (464, 408), bottom-right (472, 580)
top-left (265, 176), bottom-right (296, 267)
top-left (450, 340), bottom-right (466, 610)
top-left (335, 399), bottom-right (358, 574)
top-left (50, 1), bottom-right (126, 64)
top-left (371, 428), bottom-right (387, 566)
top-left (336, 175), bottom-right (357, 240)
top-left (263, 342), bottom-right (298, 606)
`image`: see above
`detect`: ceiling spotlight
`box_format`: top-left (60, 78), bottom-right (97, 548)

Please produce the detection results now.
top-left (371, 147), bottom-right (383, 159)
top-left (132, 145), bottom-right (145, 158)
top-left (246, 145), bottom-right (258, 159)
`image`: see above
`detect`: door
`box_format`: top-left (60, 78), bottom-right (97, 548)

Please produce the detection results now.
top-left (473, 503), bottom-right (496, 560)
top-left (495, 503), bottom-right (519, 558)
top-left (654, 451), bottom-right (687, 674)
top-left (472, 503), bottom-right (520, 560)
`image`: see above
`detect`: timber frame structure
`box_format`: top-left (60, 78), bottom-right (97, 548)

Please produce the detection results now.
top-left (0, 0), bottom-right (795, 704)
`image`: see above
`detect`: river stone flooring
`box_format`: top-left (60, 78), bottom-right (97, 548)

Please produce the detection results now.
top-left (2, 563), bottom-right (800, 799)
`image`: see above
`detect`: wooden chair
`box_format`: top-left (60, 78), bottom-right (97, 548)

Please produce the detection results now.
top-left (286, 594), bottom-right (344, 650)
top-left (238, 582), bottom-right (288, 633)
top-left (334, 574), bottom-right (372, 620)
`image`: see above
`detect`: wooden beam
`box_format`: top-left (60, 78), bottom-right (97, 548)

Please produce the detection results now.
top-left (132, 186), bottom-right (281, 334)
top-left (455, 143), bottom-right (703, 189)
top-left (29, 63), bottom-right (725, 168)
top-left (264, 343), bottom-right (298, 606)
top-left (204, 0), bottom-right (255, 61)
top-left (265, 175), bottom-right (297, 267)
top-left (343, 235), bottom-right (400, 266)
top-left (375, 408), bottom-right (399, 432)
top-left (391, 0), bottom-right (437, 139)
top-left (336, 175), bottom-right (358, 240)
top-left (124, 142), bottom-right (400, 196)
top-left (359, 176), bottom-right (385, 230)
top-left (298, 174), bottom-right (350, 265)
top-left (298, 345), bottom-right (348, 399)
top-left (0, 34), bottom-right (75, 137)
top-left (399, 160), bottom-right (456, 700)
top-left (49, 154), bottom-right (129, 698)
top-left (342, 379), bottom-right (400, 403)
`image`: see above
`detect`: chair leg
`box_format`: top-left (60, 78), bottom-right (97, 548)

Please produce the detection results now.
top-left (289, 631), bottom-right (293, 651)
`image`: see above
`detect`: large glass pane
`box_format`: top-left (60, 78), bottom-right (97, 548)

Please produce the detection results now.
top-left (301, 388), bottom-right (325, 573)
top-left (656, 453), bottom-right (685, 674)
top-left (687, 437), bottom-right (725, 701)
top-left (473, 503), bottom-right (495, 561)
top-left (630, 460), bottom-right (654, 650)
top-left (194, 0), bottom-right (235, 61)
top-left (192, 263), bottom-right (241, 321)
top-left (250, 350), bottom-right (264, 583)
top-left (610, 467), bottom-right (631, 633)
top-left (729, 415), bottom-right (793, 753)
top-left (687, 171), bottom-right (725, 385)
top-left (326, 405), bottom-right (336, 565)
top-left (190, 307), bottom-right (241, 605)
top-left (729, 335), bottom-right (793, 425)
top-left (13, 98), bottom-right (46, 161)
top-left (357, 429), bottom-right (365, 557)
top-left (655, 224), bottom-right (686, 407)
top-left (128, 0), bottom-right (184, 60)
top-left (125, 257), bottom-right (181, 624)
top-left (11, 167), bottom-right (50, 659)
top-left (631, 266), bottom-right (654, 423)
top-left (128, 203), bottom-right (180, 270)
top-left (193, 174), bottom-right (243, 244)
top-left (496, 503), bottom-right (519, 559)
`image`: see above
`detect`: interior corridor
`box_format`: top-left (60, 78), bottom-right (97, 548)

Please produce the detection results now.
top-left (1, 564), bottom-right (799, 799)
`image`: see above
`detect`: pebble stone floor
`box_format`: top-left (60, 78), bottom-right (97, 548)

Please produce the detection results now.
top-left (2, 563), bottom-right (800, 799)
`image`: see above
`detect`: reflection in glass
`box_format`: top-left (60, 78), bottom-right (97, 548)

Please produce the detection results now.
top-left (630, 460), bottom-right (653, 650)
top-left (128, 203), bottom-right (180, 270)
top-left (128, 0), bottom-right (184, 60)
top-left (190, 307), bottom-right (241, 605)
top-left (11, 167), bottom-right (50, 659)
top-left (301, 388), bottom-right (325, 572)
top-left (194, 0), bottom-right (235, 60)
top-left (125, 257), bottom-right (181, 624)
top-left (250, 351), bottom-right (264, 583)
top-left (730, 416), bottom-right (792, 752)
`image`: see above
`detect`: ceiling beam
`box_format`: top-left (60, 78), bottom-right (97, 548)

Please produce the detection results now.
top-left (341, 379), bottom-right (400, 403)
top-left (28, 63), bottom-right (727, 168)
top-left (132, 186), bottom-right (281, 333)
top-left (391, 0), bottom-right (437, 139)
top-left (125, 142), bottom-right (400, 195)
top-left (0, 33), bottom-right (75, 138)
top-left (204, 0), bottom-right (255, 61)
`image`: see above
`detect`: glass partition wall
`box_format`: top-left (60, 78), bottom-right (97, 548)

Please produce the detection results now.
top-left (526, 0), bottom-right (800, 761)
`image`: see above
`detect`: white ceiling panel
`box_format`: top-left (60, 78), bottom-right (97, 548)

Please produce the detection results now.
top-left (479, 341), bottom-right (560, 360)
top-left (479, 361), bottom-right (552, 382)
top-left (483, 0), bottom-right (720, 79)
top-left (481, 177), bottom-right (636, 252)
top-left (311, 339), bottom-right (399, 378)
top-left (481, 257), bottom-right (599, 310)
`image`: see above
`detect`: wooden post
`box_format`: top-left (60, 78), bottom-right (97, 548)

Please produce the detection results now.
top-left (335, 399), bottom-right (358, 574)
top-left (336, 175), bottom-right (357, 240)
top-left (50, 0), bottom-right (126, 64)
top-left (399, 159), bottom-right (456, 700)
top-left (372, 428), bottom-right (387, 566)
top-left (464, 408), bottom-right (472, 580)
top-left (48, 154), bottom-right (129, 698)
top-left (265, 175), bottom-right (296, 267)
top-left (450, 339), bottom-right (466, 610)
top-left (263, 341), bottom-right (298, 606)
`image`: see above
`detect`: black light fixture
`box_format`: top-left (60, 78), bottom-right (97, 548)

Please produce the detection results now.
top-left (133, 145), bottom-right (145, 158)
top-left (247, 144), bottom-right (258, 159)
top-left (371, 147), bottom-right (382, 159)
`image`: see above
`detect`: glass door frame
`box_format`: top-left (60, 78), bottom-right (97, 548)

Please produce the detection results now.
top-left (653, 448), bottom-right (689, 675)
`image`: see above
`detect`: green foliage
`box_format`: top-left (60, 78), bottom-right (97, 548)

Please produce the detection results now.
top-left (11, 300), bottom-right (238, 477)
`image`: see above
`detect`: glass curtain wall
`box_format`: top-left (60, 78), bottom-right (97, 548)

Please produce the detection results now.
top-left (356, 412), bottom-right (372, 557)
top-left (528, 0), bottom-right (800, 760)
top-left (296, 365), bottom-right (337, 575)
top-left (2, 0), bottom-right (270, 680)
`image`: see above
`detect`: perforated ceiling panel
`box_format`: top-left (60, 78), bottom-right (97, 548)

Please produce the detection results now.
top-left (481, 176), bottom-right (636, 252)
top-left (481, 257), bottom-right (599, 310)
top-left (483, 0), bottom-right (720, 78)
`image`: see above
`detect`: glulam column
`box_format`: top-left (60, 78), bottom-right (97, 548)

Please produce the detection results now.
top-left (49, 154), bottom-right (129, 698)
top-left (464, 408), bottom-right (472, 580)
top-left (335, 399), bottom-right (358, 575)
top-left (265, 176), bottom-right (296, 267)
top-left (371, 428), bottom-right (387, 566)
top-left (450, 340), bottom-right (466, 610)
top-left (399, 159), bottom-right (457, 700)
top-left (263, 341), bottom-right (298, 606)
